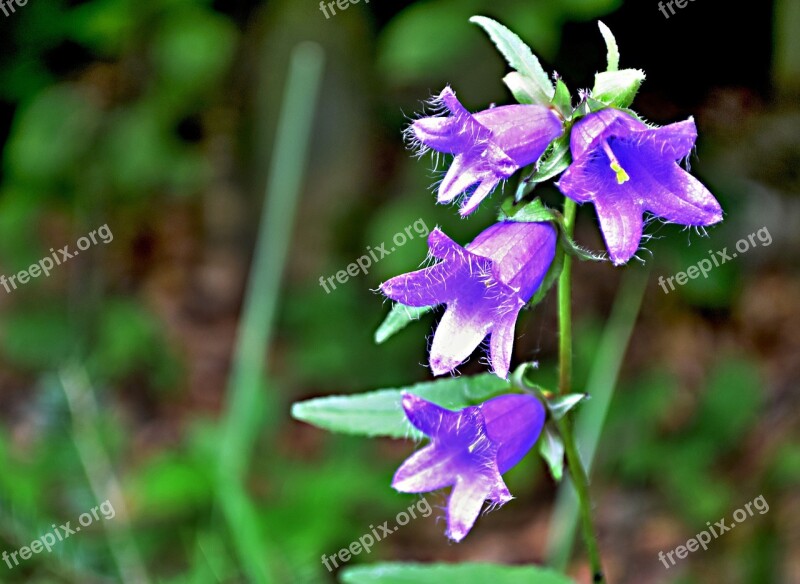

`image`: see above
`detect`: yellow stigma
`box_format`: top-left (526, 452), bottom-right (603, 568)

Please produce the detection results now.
top-left (610, 160), bottom-right (630, 184)
top-left (602, 141), bottom-right (630, 184)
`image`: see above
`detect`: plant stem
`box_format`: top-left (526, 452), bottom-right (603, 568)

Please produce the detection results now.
top-left (555, 416), bottom-right (604, 583)
top-left (558, 198), bottom-right (576, 396)
top-left (547, 268), bottom-right (647, 570)
top-left (556, 198), bottom-right (605, 582)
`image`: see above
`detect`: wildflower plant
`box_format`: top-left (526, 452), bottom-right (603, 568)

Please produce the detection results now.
top-left (293, 16), bottom-right (722, 583)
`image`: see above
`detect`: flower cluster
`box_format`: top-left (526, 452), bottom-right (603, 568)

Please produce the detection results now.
top-left (378, 18), bottom-right (723, 542)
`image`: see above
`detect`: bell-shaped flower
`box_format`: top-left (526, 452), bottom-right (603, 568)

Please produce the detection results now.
top-left (393, 392), bottom-right (545, 542)
top-left (409, 86), bottom-right (564, 216)
top-left (380, 221), bottom-right (557, 379)
top-left (557, 108), bottom-right (723, 265)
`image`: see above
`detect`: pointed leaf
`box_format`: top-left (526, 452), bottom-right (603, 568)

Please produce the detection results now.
top-left (539, 424), bottom-right (565, 482)
top-left (547, 393), bottom-right (589, 420)
top-left (551, 78), bottom-right (572, 118)
top-left (291, 374), bottom-right (511, 439)
top-left (340, 562), bottom-right (576, 584)
top-left (559, 229), bottom-right (606, 262)
top-left (470, 16), bottom-right (553, 104)
top-left (559, 230), bottom-right (605, 262)
top-left (597, 21), bottom-right (619, 72)
top-left (375, 304), bottom-right (433, 344)
top-left (500, 198), bottom-right (559, 224)
top-left (582, 97), bottom-right (609, 115)
top-left (503, 72), bottom-right (538, 105)
top-left (593, 69), bottom-right (645, 108)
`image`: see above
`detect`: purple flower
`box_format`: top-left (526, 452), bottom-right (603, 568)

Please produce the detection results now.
top-left (380, 221), bottom-right (556, 379)
top-left (557, 108), bottom-right (723, 265)
top-left (393, 392), bottom-right (545, 542)
top-left (409, 86), bottom-right (564, 216)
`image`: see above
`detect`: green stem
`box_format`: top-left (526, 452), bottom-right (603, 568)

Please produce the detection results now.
top-left (547, 268), bottom-right (647, 571)
top-left (555, 416), bottom-right (604, 583)
top-left (556, 198), bottom-right (605, 583)
top-left (558, 198), bottom-right (576, 396)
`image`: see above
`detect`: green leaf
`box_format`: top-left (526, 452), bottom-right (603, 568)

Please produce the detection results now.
top-left (150, 8), bottom-right (238, 97)
top-left (592, 69), bottom-right (645, 108)
top-left (503, 72), bottom-right (539, 105)
top-left (340, 562), bottom-right (576, 584)
top-left (597, 21), bottom-right (619, 72)
top-left (291, 374), bottom-right (511, 439)
top-left (500, 198), bottom-right (559, 224)
top-left (551, 78), bottom-right (572, 118)
top-left (378, 1), bottom-right (479, 84)
top-left (470, 16), bottom-right (553, 104)
top-left (539, 424), bottom-right (565, 482)
top-left (547, 393), bottom-right (589, 420)
top-left (515, 135), bottom-right (571, 200)
top-left (582, 97), bottom-right (610, 115)
top-left (5, 86), bottom-right (101, 186)
top-left (559, 230), bottom-right (605, 262)
top-left (375, 304), bottom-right (433, 344)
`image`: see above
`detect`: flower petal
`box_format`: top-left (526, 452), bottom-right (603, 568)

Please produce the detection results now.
top-left (437, 153), bottom-right (486, 203)
top-left (555, 155), bottom-right (604, 204)
top-left (380, 264), bottom-right (452, 307)
top-left (488, 312), bottom-right (517, 380)
top-left (644, 171), bottom-right (722, 225)
top-left (570, 108), bottom-right (645, 160)
top-left (594, 195), bottom-right (644, 265)
top-left (445, 476), bottom-right (491, 542)
top-left (429, 300), bottom-right (493, 376)
top-left (426, 228), bottom-right (465, 261)
top-left (458, 177), bottom-right (502, 216)
top-left (391, 443), bottom-right (459, 493)
top-left (411, 116), bottom-right (473, 154)
top-left (481, 394), bottom-right (546, 473)
top-left (399, 392), bottom-right (460, 436)
top-left (469, 222), bottom-right (558, 299)
top-left (627, 118), bottom-right (698, 160)
top-left (615, 144), bottom-right (722, 226)
top-left (475, 104), bottom-right (564, 166)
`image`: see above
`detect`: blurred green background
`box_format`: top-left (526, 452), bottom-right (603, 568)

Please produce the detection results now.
top-left (0, 0), bottom-right (797, 582)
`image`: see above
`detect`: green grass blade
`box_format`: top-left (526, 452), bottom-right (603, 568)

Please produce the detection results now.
top-left (215, 41), bottom-right (325, 583)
